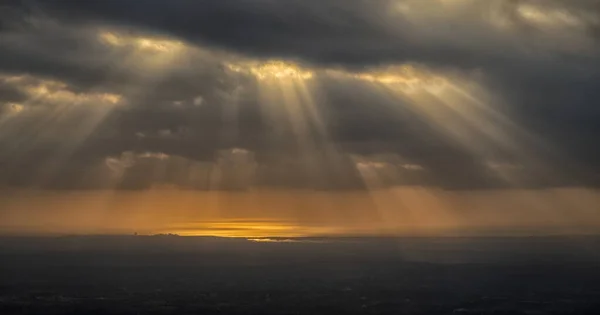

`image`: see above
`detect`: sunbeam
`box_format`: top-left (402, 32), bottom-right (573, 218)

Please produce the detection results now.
top-left (0, 0), bottom-right (599, 241)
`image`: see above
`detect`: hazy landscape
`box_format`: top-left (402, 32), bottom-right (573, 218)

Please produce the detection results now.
top-left (2, 235), bottom-right (600, 314)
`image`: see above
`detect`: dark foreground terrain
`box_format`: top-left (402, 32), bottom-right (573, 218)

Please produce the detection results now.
top-left (1, 235), bottom-right (600, 315)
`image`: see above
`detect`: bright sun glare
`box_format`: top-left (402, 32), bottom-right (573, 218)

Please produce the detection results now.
top-left (227, 61), bottom-right (314, 80)
top-left (162, 221), bottom-right (336, 238)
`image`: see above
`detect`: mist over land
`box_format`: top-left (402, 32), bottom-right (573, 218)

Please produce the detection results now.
top-left (2, 235), bottom-right (600, 314)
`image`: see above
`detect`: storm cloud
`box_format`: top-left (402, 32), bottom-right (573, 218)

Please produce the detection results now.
top-left (0, 0), bottom-right (599, 190)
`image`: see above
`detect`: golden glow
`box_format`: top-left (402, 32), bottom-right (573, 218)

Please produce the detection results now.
top-left (2, 75), bottom-right (123, 107)
top-left (517, 5), bottom-right (584, 28)
top-left (2, 189), bottom-right (600, 237)
top-left (99, 31), bottom-right (184, 54)
top-left (488, 1), bottom-right (596, 53)
top-left (247, 238), bottom-right (306, 243)
top-left (252, 61), bottom-right (313, 80)
top-left (225, 59), bottom-right (335, 184)
top-left (163, 220), bottom-right (335, 238)
top-left (329, 65), bottom-right (447, 94)
top-left (97, 29), bottom-right (191, 72)
top-left (138, 152), bottom-right (170, 160)
top-left (227, 61), bottom-right (314, 80)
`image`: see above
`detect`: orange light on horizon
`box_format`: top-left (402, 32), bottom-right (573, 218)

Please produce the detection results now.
top-left (160, 220), bottom-right (339, 238)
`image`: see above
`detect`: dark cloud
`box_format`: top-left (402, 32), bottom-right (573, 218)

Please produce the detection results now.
top-left (0, 0), bottom-right (599, 190)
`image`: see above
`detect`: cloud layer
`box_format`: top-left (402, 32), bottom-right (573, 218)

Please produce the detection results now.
top-left (0, 0), bottom-right (599, 190)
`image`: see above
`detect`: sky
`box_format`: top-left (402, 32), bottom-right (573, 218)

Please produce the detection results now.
top-left (0, 0), bottom-right (599, 236)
